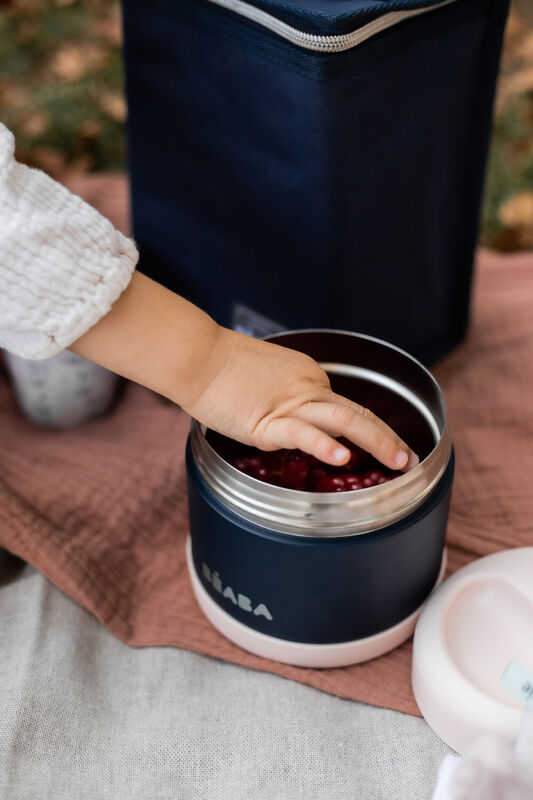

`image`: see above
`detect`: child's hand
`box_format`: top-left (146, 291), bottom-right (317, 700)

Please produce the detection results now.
top-left (183, 327), bottom-right (418, 471)
top-left (70, 272), bottom-right (418, 471)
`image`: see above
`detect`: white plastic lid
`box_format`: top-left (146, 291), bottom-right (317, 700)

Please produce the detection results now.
top-left (412, 547), bottom-right (533, 754)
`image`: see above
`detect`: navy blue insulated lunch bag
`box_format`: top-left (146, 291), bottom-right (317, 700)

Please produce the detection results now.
top-left (122, 0), bottom-right (509, 364)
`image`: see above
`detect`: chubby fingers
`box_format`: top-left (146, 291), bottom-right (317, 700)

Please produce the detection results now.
top-left (291, 399), bottom-right (419, 472)
top-left (326, 392), bottom-right (419, 470)
top-left (262, 417), bottom-right (359, 467)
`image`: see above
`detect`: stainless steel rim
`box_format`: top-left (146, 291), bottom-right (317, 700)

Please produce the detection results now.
top-left (190, 330), bottom-right (451, 538)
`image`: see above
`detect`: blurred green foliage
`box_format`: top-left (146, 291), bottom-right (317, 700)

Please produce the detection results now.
top-left (481, 1), bottom-right (533, 249)
top-left (0, 0), bottom-right (125, 173)
top-left (0, 0), bottom-right (532, 249)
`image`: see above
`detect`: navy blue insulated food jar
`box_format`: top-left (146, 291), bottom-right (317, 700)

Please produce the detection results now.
top-left (186, 331), bottom-right (453, 667)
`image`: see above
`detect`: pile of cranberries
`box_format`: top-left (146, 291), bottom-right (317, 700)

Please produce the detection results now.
top-left (230, 438), bottom-right (402, 492)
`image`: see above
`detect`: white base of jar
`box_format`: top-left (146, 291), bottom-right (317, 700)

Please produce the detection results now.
top-left (186, 538), bottom-right (447, 668)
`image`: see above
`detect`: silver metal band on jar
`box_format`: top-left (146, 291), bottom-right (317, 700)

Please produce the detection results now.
top-left (190, 330), bottom-right (451, 538)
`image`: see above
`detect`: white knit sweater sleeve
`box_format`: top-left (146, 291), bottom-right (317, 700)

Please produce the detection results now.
top-left (0, 122), bottom-right (138, 360)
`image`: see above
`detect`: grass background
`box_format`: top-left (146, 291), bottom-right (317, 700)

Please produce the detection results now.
top-left (0, 0), bottom-right (532, 250)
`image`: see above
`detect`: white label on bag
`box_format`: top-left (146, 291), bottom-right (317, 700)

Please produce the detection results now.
top-left (500, 660), bottom-right (533, 708)
top-left (232, 303), bottom-right (285, 339)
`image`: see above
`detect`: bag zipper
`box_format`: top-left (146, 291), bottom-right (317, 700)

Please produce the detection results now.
top-left (205, 0), bottom-right (459, 52)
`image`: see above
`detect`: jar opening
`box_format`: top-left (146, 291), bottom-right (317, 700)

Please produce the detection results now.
top-left (190, 330), bottom-right (450, 536)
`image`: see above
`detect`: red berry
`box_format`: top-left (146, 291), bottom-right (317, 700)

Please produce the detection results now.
top-left (343, 474), bottom-right (364, 490)
top-left (359, 469), bottom-right (386, 488)
top-left (281, 451), bottom-right (310, 490)
top-left (259, 451), bottom-right (283, 471)
top-left (308, 467), bottom-right (329, 490)
top-left (231, 457), bottom-right (251, 474)
top-left (316, 476), bottom-right (348, 492)
top-left (370, 469), bottom-right (386, 481)
top-left (337, 438), bottom-right (369, 470)
top-left (252, 465), bottom-right (275, 483)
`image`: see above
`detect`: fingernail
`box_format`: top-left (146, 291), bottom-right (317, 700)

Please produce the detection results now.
top-left (334, 447), bottom-right (350, 462)
top-left (395, 450), bottom-right (409, 469)
top-left (406, 451), bottom-right (420, 470)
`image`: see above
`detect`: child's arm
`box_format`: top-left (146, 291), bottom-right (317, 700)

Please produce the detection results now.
top-left (0, 122), bottom-right (416, 469)
top-left (71, 270), bottom-right (418, 471)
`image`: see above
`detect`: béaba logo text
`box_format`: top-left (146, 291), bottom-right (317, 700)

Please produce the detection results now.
top-left (202, 562), bottom-right (273, 621)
